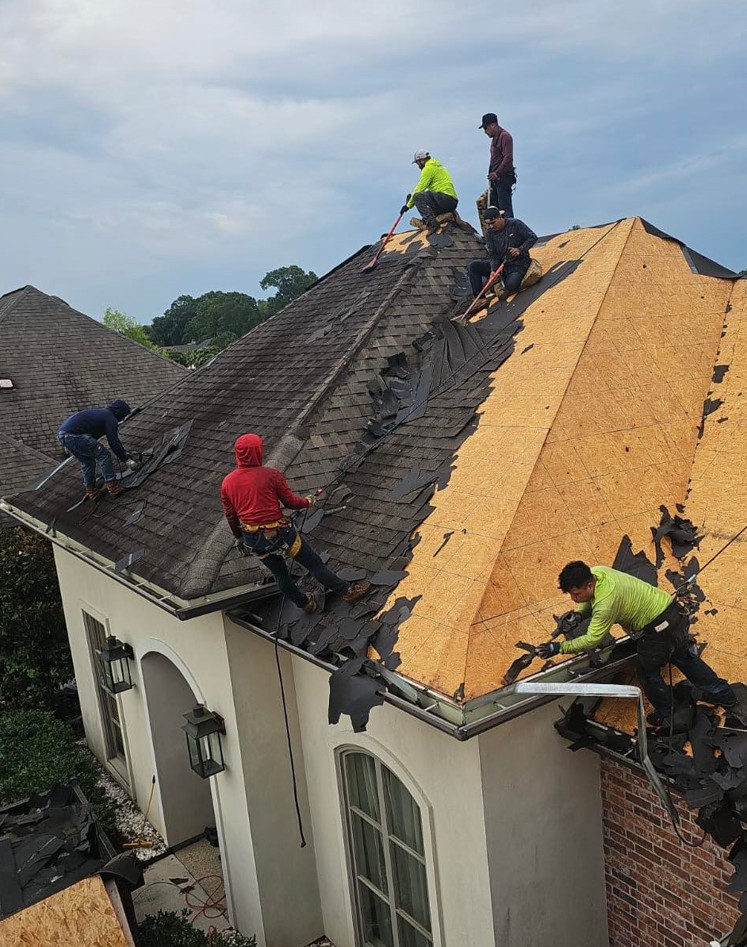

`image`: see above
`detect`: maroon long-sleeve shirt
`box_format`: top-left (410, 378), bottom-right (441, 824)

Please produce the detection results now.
top-left (489, 126), bottom-right (514, 177)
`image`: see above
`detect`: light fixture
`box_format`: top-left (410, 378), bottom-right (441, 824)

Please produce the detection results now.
top-left (182, 705), bottom-right (226, 779)
top-left (96, 635), bottom-right (134, 694)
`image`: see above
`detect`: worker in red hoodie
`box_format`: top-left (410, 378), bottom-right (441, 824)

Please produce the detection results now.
top-left (221, 433), bottom-right (371, 614)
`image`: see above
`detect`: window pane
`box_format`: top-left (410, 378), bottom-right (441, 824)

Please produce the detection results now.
top-left (112, 721), bottom-right (125, 757)
top-left (345, 753), bottom-right (380, 821)
top-left (391, 846), bottom-right (431, 933)
top-left (397, 916), bottom-right (432, 947)
top-left (358, 882), bottom-right (393, 947)
top-left (351, 813), bottom-right (388, 894)
top-left (383, 768), bottom-right (424, 854)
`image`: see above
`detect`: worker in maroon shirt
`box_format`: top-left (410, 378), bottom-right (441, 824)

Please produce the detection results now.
top-left (479, 112), bottom-right (516, 217)
top-left (221, 433), bottom-right (371, 614)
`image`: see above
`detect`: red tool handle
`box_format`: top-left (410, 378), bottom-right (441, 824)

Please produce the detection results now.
top-left (362, 211), bottom-right (405, 271)
top-left (458, 263), bottom-right (504, 322)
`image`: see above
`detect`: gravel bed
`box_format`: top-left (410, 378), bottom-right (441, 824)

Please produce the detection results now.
top-left (85, 748), bottom-right (166, 860)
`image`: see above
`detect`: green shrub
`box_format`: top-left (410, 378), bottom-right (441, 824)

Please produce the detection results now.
top-left (0, 709), bottom-right (119, 841)
top-left (139, 910), bottom-right (256, 947)
top-left (0, 527), bottom-right (72, 713)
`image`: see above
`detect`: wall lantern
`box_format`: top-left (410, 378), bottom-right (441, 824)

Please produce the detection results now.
top-left (182, 704), bottom-right (226, 779)
top-left (96, 635), bottom-right (134, 694)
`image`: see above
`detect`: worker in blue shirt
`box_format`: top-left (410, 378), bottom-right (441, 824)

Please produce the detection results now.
top-left (58, 400), bottom-right (138, 499)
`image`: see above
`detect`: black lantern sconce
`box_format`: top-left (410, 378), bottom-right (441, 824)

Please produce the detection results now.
top-left (182, 704), bottom-right (226, 779)
top-left (96, 636), bottom-right (135, 694)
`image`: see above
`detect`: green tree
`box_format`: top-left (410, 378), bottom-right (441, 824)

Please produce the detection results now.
top-left (150, 295), bottom-right (199, 347)
top-left (0, 528), bottom-right (72, 712)
top-left (185, 291), bottom-right (261, 342)
top-left (570, 224), bottom-right (581, 230)
top-left (191, 345), bottom-right (220, 368)
top-left (103, 307), bottom-right (154, 348)
top-left (260, 265), bottom-right (317, 317)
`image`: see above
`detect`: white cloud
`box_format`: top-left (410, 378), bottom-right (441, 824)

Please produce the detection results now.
top-left (0, 0), bottom-right (745, 317)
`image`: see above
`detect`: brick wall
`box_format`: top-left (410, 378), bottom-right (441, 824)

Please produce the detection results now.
top-left (601, 758), bottom-right (740, 946)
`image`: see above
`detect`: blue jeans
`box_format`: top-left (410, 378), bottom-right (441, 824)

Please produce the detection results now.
top-left (636, 612), bottom-right (736, 715)
top-left (242, 525), bottom-right (349, 608)
top-left (58, 432), bottom-right (115, 486)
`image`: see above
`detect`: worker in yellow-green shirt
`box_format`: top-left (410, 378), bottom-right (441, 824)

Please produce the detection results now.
top-left (537, 561), bottom-right (736, 727)
top-left (402, 151), bottom-right (458, 234)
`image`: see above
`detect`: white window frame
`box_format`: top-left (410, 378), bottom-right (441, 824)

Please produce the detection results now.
top-left (337, 745), bottom-right (443, 947)
top-left (82, 606), bottom-right (132, 789)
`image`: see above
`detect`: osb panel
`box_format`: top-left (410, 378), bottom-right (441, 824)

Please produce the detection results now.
top-left (595, 281), bottom-right (747, 734)
top-left (462, 220), bottom-right (730, 699)
top-left (0, 875), bottom-right (130, 947)
top-left (392, 221), bottom-right (635, 696)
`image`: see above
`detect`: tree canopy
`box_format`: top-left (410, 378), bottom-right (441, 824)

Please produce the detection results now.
top-left (103, 307), bottom-right (153, 347)
top-left (260, 264), bottom-right (318, 317)
top-left (149, 295), bottom-right (198, 347)
top-left (146, 265), bottom-right (317, 349)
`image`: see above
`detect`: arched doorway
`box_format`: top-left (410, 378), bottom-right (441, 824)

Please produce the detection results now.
top-left (140, 650), bottom-right (215, 844)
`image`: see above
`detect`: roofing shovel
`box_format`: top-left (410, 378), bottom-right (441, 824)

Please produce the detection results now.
top-left (454, 263), bottom-right (504, 324)
top-left (361, 198), bottom-right (409, 273)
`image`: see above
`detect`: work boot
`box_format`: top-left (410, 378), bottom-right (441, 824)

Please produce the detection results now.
top-left (105, 480), bottom-right (124, 499)
top-left (302, 593), bottom-right (318, 615)
top-left (85, 485), bottom-right (98, 501)
top-left (409, 216), bottom-right (425, 230)
top-left (698, 691), bottom-right (737, 709)
top-left (342, 580), bottom-right (372, 605)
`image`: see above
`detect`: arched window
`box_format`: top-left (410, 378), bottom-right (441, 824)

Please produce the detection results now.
top-left (340, 750), bottom-right (434, 947)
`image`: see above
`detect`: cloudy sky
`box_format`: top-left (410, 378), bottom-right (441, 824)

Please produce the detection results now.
top-left (1, 0), bottom-right (745, 322)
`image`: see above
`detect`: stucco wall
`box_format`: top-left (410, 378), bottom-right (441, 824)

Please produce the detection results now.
top-left (478, 704), bottom-right (609, 947)
top-left (291, 657), bottom-right (496, 947)
top-left (53, 548), bottom-right (265, 940)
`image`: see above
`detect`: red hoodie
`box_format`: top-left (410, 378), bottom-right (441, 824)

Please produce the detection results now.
top-left (220, 433), bottom-right (309, 537)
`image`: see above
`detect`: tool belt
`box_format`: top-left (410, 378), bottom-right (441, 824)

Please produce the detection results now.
top-left (635, 600), bottom-right (684, 639)
top-left (240, 520), bottom-right (301, 559)
top-left (241, 519), bottom-right (287, 534)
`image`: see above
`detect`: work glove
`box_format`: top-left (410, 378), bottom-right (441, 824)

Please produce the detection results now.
top-left (304, 494), bottom-right (318, 507)
top-left (125, 456), bottom-right (140, 470)
top-left (537, 641), bottom-right (561, 659)
top-left (234, 538), bottom-right (250, 558)
top-left (400, 204), bottom-right (409, 215)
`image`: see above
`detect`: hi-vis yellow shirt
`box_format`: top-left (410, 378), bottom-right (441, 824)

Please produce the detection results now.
top-left (559, 566), bottom-right (672, 654)
top-left (407, 159), bottom-right (458, 207)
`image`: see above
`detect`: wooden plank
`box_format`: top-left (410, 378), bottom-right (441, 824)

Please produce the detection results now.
top-left (0, 875), bottom-right (130, 947)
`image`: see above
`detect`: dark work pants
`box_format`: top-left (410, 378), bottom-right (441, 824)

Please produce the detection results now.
top-left (489, 175), bottom-right (514, 217)
top-left (636, 614), bottom-right (736, 715)
top-left (242, 525), bottom-right (349, 608)
top-left (412, 190), bottom-right (458, 227)
top-left (468, 258), bottom-right (530, 297)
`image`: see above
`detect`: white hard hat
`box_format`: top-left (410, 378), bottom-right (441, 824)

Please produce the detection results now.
top-left (412, 150), bottom-right (430, 163)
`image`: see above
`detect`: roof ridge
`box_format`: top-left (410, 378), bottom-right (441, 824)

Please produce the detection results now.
top-left (179, 248), bottom-right (433, 600)
top-left (0, 285), bottom-right (33, 323)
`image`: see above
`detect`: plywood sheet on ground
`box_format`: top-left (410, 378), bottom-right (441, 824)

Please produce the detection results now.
top-left (392, 218), bottom-right (733, 700)
top-left (0, 875), bottom-right (130, 947)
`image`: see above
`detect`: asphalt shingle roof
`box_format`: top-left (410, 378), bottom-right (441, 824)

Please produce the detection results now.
top-left (0, 286), bottom-right (185, 499)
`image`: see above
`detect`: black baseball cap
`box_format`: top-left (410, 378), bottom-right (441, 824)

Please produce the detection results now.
top-left (483, 206), bottom-right (503, 220)
top-left (479, 112), bottom-right (498, 128)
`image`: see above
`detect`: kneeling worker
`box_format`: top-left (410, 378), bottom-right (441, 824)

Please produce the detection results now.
top-left (221, 433), bottom-right (371, 614)
top-left (537, 561), bottom-right (737, 727)
top-left (469, 208), bottom-right (537, 299)
top-left (402, 151), bottom-right (458, 234)
top-left (58, 400), bottom-right (138, 499)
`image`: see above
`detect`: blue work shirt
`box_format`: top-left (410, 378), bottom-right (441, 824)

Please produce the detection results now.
top-left (58, 407), bottom-right (129, 461)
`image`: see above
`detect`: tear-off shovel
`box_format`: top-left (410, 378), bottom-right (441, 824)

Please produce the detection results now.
top-left (362, 209), bottom-right (405, 273)
top-left (453, 263), bottom-right (504, 324)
